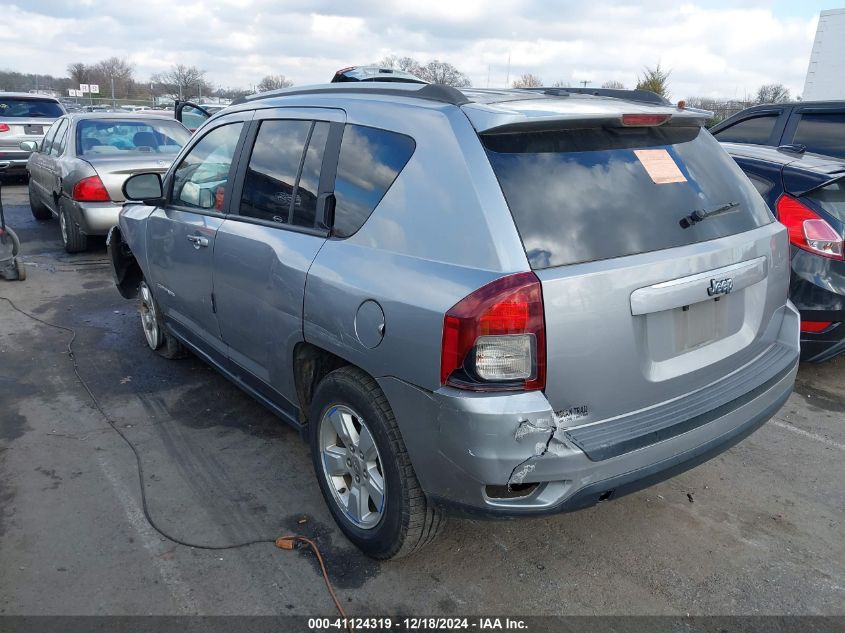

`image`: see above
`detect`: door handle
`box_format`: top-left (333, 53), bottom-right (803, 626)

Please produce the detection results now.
top-left (186, 234), bottom-right (209, 248)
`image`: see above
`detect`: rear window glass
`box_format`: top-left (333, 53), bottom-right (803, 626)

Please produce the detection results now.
top-left (333, 125), bottom-right (415, 238)
top-left (77, 119), bottom-right (190, 156)
top-left (807, 180), bottom-right (845, 223)
top-left (793, 113), bottom-right (845, 159)
top-left (0, 98), bottom-right (64, 118)
top-left (483, 126), bottom-right (774, 269)
top-left (712, 115), bottom-right (777, 145)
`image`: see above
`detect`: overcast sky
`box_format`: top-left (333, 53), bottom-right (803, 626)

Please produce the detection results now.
top-left (1, 0), bottom-right (840, 98)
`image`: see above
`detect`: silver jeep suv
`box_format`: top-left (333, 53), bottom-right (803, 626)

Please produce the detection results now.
top-left (109, 82), bottom-right (800, 558)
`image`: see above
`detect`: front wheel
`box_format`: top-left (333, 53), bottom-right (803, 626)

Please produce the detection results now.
top-left (139, 279), bottom-right (186, 359)
top-left (309, 366), bottom-right (443, 559)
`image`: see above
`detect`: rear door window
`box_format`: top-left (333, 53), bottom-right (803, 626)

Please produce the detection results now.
top-left (51, 120), bottom-right (69, 156)
top-left (792, 113), bottom-right (845, 159)
top-left (239, 119), bottom-right (311, 225)
top-left (712, 114), bottom-right (778, 145)
top-left (332, 125), bottom-right (415, 238)
top-left (483, 126), bottom-right (774, 269)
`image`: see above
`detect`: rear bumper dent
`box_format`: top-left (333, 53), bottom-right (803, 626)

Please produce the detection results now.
top-left (379, 308), bottom-right (799, 517)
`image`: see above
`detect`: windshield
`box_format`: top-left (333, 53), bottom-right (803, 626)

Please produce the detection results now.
top-left (0, 98), bottom-right (64, 118)
top-left (76, 118), bottom-right (190, 156)
top-left (483, 126), bottom-right (774, 269)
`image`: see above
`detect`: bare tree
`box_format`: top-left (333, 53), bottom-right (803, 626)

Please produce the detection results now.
top-left (66, 62), bottom-right (88, 85)
top-left (257, 74), bottom-right (293, 92)
top-left (636, 63), bottom-right (671, 98)
top-left (602, 80), bottom-right (625, 89)
top-left (90, 57), bottom-right (135, 98)
top-left (551, 80), bottom-right (569, 88)
top-left (152, 64), bottom-right (211, 100)
top-left (755, 83), bottom-right (790, 104)
top-left (512, 73), bottom-right (543, 88)
top-left (379, 56), bottom-right (471, 87)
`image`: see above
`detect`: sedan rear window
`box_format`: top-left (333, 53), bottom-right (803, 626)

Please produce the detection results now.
top-left (483, 126), bottom-right (774, 269)
top-left (77, 119), bottom-right (190, 156)
top-left (0, 98), bottom-right (64, 118)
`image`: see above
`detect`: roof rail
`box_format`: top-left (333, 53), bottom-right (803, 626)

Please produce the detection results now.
top-left (232, 83), bottom-right (469, 107)
top-left (523, 86), bottom-right (671, 106)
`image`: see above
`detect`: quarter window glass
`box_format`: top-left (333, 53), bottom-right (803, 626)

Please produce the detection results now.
top-left (333, 125), bottom-right (415, 238)
top-left (51, 120), bottom-right (69, 156)
top-left (172, 122), bottom-right (243, 211)
top-left (793, 113), bottom-right (845, 159)
top-left (713, 115), bottom-right (777, 145)
top-left (807, 181), bottom-right (845, 223)
top-left (240, 120), bottom-right (310, 224)
top-left (292, 122), bottom-right (329, 228)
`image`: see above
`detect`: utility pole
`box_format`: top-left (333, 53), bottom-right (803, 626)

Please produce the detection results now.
top-left (486, 65), bottom-right (490, 89)
top-left (506, 52), bottom-right (511, 88)
top-left (111, 76), bottom-right (116, 108)
top-left (580, 80), bottom-right (591, 87)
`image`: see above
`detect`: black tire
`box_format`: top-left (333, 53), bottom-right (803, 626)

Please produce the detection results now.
top-left (309, 366), bottom-right (443, 559)
top-left (59, 202), bottom-right (88, 253)
top-left (28, 182), bottom-right (52, 221)
top-left (139, 278), bottom-right (187, 360)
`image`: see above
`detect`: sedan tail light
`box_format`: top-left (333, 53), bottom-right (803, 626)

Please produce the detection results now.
top-left (441, 272), bottom-right (546, 391)
top-left (776, 194), bottom-right (843, 260)
top-left (0, 124), bottom-right (10, 133)
top-left (72, 175), bottom-right (111, 202)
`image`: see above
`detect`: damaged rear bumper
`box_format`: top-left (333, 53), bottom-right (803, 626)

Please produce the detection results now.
top-left (378, 355), bottom-right (797, 518)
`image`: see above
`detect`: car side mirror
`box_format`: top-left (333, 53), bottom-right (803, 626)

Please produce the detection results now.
top-left (123, 172), bottom-right (164, 205)
top-left (19, 140), bottom-right (38, 152)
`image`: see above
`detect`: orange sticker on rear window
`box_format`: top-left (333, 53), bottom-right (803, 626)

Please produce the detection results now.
top-left (634, 149), bottom-right (687, 184)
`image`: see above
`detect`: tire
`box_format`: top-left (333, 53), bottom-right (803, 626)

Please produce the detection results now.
top-left (15, 258), bottom-right (26, 281)
top-left (59, 202), bottom-right (88, 253)
top-left (139, 279), bottom-right (186, 359)
top-left (28, 183), bottom-right (52, 221)
top-left (309, 366), bottom-right (443, 559)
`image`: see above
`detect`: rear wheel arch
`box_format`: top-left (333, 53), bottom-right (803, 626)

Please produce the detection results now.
top-left (292, 342), bottom-right (351, 425)
top-left (107, 225), bottom-right (143, 299)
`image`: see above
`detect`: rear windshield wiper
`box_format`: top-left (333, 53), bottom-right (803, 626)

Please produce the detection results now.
top-left (680, 201), bottom-right (740, 229)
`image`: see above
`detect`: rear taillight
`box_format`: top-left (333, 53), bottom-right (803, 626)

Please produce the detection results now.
top-left (72, 175), bottom-right (110, 202)
top-left (776, 194), bottom-right (843, 260)
top-left (621, 114), bottom-right (670, 126)
top-left (0, 123), bottom-right (10, 133)
top-left (441, 272), bottom-right (545, 391)
top-left (800, 320), bottom-right (835, 333)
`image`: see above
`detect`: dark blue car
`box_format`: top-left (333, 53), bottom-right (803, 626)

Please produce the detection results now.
top-left (723, 143), bottom-right (845, 361)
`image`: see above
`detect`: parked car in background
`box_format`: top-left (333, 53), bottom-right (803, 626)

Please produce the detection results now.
top-left (330, 65), bottom-right (427, 83)
top-left (22, 113), bottom-right (190, 252)
top-left (711, 101), bottom-right (845, 160)
top-left (0, 93), bottom-right (65, 174)
top-left (109, 83), bottom-right (798, 558)
top-left (723, 143), bottom-right (845, 361)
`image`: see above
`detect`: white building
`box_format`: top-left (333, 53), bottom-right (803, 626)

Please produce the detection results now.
top-left (803, 8), bottom-right (845, 101)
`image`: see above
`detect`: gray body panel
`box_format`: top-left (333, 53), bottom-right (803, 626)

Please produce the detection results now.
top-left (113, 84), bottom-right (799, 515)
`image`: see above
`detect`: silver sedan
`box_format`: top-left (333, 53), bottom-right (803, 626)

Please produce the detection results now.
top-left (22, 112), bottom-right (191, 252)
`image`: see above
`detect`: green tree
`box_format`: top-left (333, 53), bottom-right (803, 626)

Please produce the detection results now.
top-left (636, 63), bottom-right (671, 98)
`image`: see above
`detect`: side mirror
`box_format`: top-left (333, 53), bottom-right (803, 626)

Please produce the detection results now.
top-left (19, 140), bottom-right (39, 152)
top-left (123, 172), bottom-right (164, 204)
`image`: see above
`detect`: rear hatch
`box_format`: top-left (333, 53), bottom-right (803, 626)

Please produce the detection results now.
top-left (478, 109), bottom-right (793, 454)
top-left (0, 96), bottom-right (64, 149)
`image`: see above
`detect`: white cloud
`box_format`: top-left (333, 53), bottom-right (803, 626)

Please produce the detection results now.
top-left (0, 0), bottom-right (821, 98)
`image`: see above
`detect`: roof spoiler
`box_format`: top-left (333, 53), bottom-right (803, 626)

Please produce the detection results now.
top-left (522, 86), bottom-right (671, 106)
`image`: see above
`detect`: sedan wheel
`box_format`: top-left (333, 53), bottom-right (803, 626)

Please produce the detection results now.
top-left (318, 404), bottom-right (386, 530)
